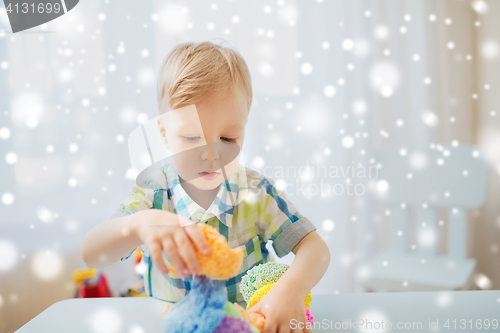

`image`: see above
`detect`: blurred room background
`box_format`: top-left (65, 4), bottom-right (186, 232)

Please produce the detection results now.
top-left (1, 0), bottom-right (499, 332)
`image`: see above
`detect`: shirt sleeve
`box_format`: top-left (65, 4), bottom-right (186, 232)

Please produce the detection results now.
top-left (107, 184), bottom-right (155, 261)
top-left (115, 184), bottom-right (155, 215)
top-left (257, 177), bottom-right (317, 258)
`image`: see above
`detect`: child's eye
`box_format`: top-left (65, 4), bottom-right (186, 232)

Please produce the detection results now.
top-left (183, 136), bottom-right (200, 142)
top-left (221, 137), bottom-right (236, 143)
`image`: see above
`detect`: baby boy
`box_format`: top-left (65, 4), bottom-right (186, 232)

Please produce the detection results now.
top-left (81, 40), bottom-right (330, 333)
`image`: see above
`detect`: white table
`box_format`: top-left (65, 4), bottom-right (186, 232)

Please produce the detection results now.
top-left (15, 290), bottom-right (500, 332)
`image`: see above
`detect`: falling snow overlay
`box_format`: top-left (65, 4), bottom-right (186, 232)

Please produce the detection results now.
top-left (1, 0), bottom-right (500, 332)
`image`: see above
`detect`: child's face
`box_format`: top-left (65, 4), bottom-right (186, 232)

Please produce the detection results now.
top-left (158, 87), bottom-right (248, 190)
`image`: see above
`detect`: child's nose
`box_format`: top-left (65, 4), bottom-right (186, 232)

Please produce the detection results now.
top-left (201, 143), bottom-right (220, 162)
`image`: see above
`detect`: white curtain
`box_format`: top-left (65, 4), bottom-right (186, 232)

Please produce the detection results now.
top-left (250, 0), bottom-right (479, 294)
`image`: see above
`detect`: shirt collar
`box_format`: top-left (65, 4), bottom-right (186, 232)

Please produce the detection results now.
top-left (161, 162), bottom-right (249, 227)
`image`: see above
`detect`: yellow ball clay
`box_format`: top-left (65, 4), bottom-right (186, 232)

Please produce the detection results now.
top-left (246, 283), bottom-right (312, 310)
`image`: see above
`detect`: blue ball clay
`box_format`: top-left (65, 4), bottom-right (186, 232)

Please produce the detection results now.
top-left (163, 275), bottom-right (227, 333)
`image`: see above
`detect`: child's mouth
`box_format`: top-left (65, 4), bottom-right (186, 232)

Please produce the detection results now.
top-left (199, 171), bottom-right (219, 181)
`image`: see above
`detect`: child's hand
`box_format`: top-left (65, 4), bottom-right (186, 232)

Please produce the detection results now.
top-left (131, 209), bottom-right (211, 277)
top-left (247, 283), bottom-right (311, 333)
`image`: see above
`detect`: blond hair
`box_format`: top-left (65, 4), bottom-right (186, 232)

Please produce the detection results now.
top-left (157, 40), bottom-right (252, 114)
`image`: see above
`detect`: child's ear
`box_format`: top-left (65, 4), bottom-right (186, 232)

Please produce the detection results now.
top-left (157, 118), bottom-right (169, 149)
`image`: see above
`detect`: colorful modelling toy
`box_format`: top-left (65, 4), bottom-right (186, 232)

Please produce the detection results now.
top-left (164, 275), bottom-right (263, 333)
top-left (163, 224), bottom-right (262, 332)
top-left (167, 223), bottom-right (243, 280)
top-left (72, 267), bottom-right (112, 298)
top-left (240, 262), bottom-right (314, 326)
top-left (162, 224), bottom-right (314, 332)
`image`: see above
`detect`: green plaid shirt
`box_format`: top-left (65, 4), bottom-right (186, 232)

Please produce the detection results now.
top-left (109, 162), bottom-right (316, 304)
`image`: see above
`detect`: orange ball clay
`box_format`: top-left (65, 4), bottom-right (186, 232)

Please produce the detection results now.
top-left (233, 302), bottom-right (266, 333)
top-left (247, 312), bottom-right (266, 332)
top-left (168, 224), bottom-right (244, 280)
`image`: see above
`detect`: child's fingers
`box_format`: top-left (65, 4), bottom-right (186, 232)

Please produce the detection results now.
top-left (148, 241), bottom-right (169, 275)
top-left (184, 225), bottom-right (211, 255)
top-left (292, 313), bottom-right (309, 333)
top-left (300, 312), bottom-right (311, 333)
top-left (173, 231), bottom-right (200, 275)
top-left (263, 319), bottom-right (278, 333)
top-left (161, 237), bottom-right (189, 277)
top-left (177, 215), bottom-right (195, 227)
top-left (278, 324), bottom-right (290, 333)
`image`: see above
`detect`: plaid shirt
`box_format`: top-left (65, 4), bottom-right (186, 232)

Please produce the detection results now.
top-left (108, 162), bottom-right (316, 304)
